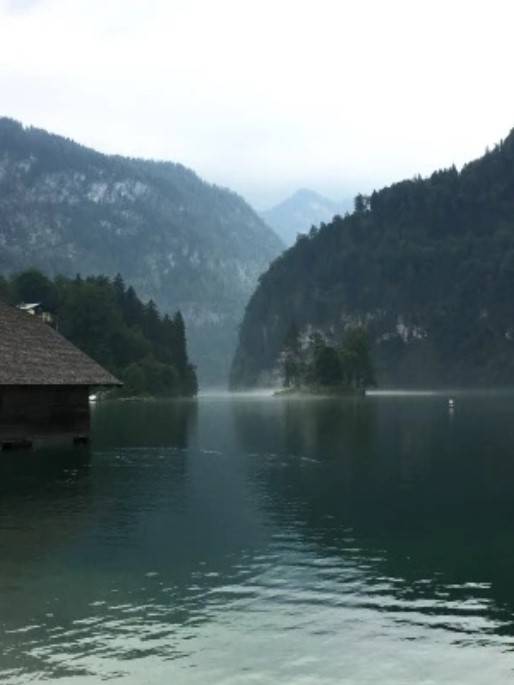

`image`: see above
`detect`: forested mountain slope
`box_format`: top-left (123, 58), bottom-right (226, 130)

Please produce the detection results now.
top-left (0, 118), bottom-right (283, 383)
top-left (231, 130), bottom-right (514, 388)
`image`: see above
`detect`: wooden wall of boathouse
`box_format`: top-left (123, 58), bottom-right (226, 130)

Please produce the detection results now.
top-left (0, 386), bottom-right (90, 444)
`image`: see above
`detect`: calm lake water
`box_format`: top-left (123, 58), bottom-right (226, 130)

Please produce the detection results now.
top-left (2, 392), bottom-right (514, 683)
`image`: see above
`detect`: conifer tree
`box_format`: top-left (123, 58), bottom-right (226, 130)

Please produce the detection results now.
top-left (173, 311), bottom-right (188, 373)
top-left (2, 269), bottom-right (198, 397)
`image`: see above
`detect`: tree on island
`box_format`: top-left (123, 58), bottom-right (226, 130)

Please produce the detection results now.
top-left (314, 345), bottom-right (343, 386)
top-left (339, 327), bottom-right (376, 389)
top-left (281, 321), bottom-right (302, 387)
top-left (281, 324), bottom-right (375, 392)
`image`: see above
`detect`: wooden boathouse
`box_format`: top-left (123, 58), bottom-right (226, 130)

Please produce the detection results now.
top-left (0, 299), bottom-right (121, 448)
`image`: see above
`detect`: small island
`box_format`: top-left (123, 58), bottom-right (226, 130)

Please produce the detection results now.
top-left (276, 324), bottom-right (375, 396)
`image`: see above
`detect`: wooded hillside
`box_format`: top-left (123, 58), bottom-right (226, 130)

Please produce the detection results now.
top-left (231, 129), bottom-right (514, 388)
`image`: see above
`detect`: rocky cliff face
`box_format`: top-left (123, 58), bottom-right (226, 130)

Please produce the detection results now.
top-left (231, 128), bottom-right (514, 389)
top-left (0, 118), bottom-right (283, 383)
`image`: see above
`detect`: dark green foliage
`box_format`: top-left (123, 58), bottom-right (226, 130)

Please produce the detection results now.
top-left (122, 362), bottom-right (147, 396)
top-left (0, 276), bottom-right (11, 302)
top-left (182, 362), bottom-right (199, 397)
top-left (231, 128), bottom-right (514, 388)
top-left (339, 327), bottom-right (376, 389)
top-left (4, 270), bottom-right (198, 397)
top-left (314, 346), bottom-right (343, 386)
top-left (281, 325), bottom-right (374, 390)
top-left (281, 321), bottom-right (301, 387)
top-left (11, 269), bottom-right (58, 311)
top-left (173, 311), bottom-right (188, 372)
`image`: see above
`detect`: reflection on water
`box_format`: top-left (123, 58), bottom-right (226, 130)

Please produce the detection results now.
top-left (91, 398), bottom-right (198, 448)
top-left (2, 394), bottom-right (514, 682)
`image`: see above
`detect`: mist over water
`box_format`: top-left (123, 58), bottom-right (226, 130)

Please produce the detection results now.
top-left (2, 393), bottom-right (514, 683)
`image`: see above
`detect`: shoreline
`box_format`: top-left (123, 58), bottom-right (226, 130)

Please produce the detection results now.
top-left (273, 385), bottom-right (366, 398)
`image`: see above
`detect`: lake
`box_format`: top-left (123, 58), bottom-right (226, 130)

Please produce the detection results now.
top-left (2, 391), bottom-right (514, 683)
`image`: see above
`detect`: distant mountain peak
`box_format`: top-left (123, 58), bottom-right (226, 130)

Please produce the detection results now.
top-left (260, 188), bottom-right (352, 246)
top-left (292, 188), bottom-right (329, 200)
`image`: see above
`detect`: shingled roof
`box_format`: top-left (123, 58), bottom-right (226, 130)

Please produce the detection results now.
top-left (0, 299), bottom-right (121, 386)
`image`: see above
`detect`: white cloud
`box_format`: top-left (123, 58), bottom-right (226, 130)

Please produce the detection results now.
top-left (1, 0), bottom-right (42, 13)
top-left (0, 0), bottom-right (513, 207)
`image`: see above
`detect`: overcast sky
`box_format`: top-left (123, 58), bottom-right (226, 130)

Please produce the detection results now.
top-left (1, 0), bottom-right (513, 208)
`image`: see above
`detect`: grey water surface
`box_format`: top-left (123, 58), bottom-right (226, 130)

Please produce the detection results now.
top-left (2, 392), bottom-right (514, 683)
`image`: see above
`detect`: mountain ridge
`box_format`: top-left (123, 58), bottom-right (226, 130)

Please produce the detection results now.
top-left (231, 128), bottom-right (514, 389)
top-left (0, 117), bottom-right (284, 383)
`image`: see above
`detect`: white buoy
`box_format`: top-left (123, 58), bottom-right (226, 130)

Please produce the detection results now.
top-left (448, 398), bottom-right (455, 408)
top-left (89, 393), bottom-right (97, 403)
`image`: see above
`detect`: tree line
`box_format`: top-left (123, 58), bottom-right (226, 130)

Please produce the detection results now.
top-left (281, 324), bottom-right (375, 392)
top-left (0, 269), bottom-right (197, 397)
